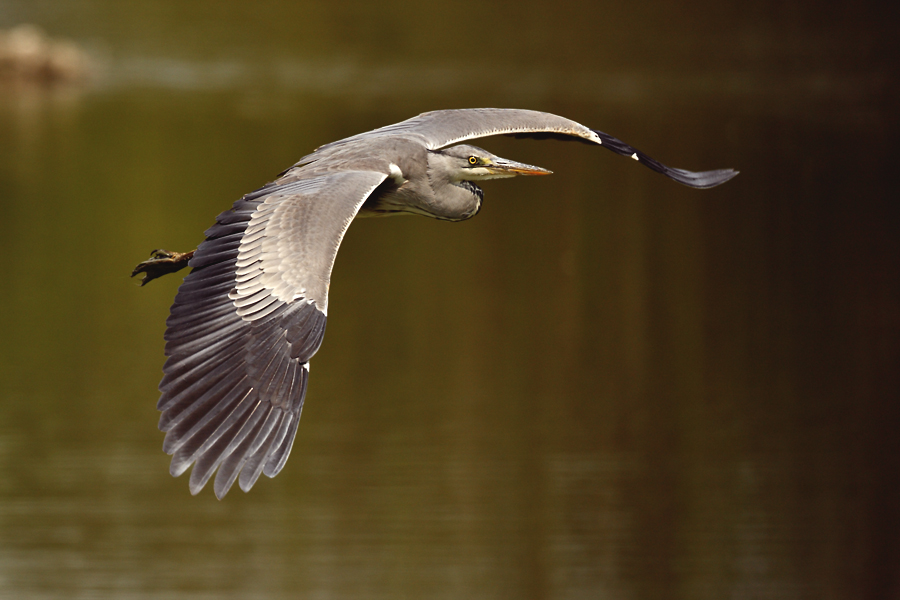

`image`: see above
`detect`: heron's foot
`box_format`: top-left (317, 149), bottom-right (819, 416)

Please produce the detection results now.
top-left (131, 249), bottom-right (195, 286)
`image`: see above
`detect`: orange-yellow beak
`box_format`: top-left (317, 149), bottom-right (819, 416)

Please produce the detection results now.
top-left (485, 157), bottom-right (553, 176)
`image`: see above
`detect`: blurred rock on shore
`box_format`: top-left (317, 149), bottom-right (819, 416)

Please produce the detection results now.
top-left (0, 24), bottom-right (90, 85)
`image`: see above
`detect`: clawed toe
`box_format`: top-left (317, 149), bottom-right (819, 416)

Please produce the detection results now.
top-left (131, 249), bottom-right (195, 286)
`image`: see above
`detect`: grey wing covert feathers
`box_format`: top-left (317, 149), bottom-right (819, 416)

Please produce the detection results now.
top-left (153, 108), bottom-right (737, 499)
top-left (158, 170), bottom-right (387, 499)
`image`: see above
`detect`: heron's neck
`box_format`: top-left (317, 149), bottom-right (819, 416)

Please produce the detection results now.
top-left (424, 159), bottom-right (483, 221)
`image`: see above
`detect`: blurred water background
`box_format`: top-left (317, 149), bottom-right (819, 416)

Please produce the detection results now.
top-left (1, 1), bottom-right (898, 598)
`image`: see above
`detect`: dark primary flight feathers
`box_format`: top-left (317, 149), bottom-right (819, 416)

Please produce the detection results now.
top-left (152, 108), bottom-right (737, 498)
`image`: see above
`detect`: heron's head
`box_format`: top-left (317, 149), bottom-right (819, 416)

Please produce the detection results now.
top-left (440, 144), bottom-right (552, 181)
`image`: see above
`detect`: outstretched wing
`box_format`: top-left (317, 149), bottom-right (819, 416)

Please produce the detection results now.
top-left (158, 169), bottom-right (388, 499)
top-left (367, 108), bottom-right (602, 149)
top-left (311, 109), bottom-right (737, 189)
top-left (313, 108), bottom-right (599, 152)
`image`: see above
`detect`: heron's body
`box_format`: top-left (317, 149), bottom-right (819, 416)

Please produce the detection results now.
top-left (146, 108), bottom-right (736, 498)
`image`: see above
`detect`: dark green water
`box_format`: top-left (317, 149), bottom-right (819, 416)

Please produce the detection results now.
top-left (1, 1), bottom-right (898, 598)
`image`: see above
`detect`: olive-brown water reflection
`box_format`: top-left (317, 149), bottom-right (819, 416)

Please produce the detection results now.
top-left (1, 1), bottom-right (899, 598)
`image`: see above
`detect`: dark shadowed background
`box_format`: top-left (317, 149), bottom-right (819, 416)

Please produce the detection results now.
top-left (1, 1), bottom-right (898, 598)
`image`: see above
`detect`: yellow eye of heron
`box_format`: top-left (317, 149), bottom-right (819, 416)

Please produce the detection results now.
top-left (468, 156), bottom-right (478, 165)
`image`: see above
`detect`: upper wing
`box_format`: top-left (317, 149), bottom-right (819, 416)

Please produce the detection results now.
top-left (365, 108), bottom-right (602, 149)
top-left (158, 169), bottom-right (388, 499)
top-left (312, 108), bottom-right (600, 152)
top-left (308, 109), bottom-right (737, 189)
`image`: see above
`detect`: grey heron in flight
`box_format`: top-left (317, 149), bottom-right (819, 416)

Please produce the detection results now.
top-left (133, 108), bottom-right (737, 498)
